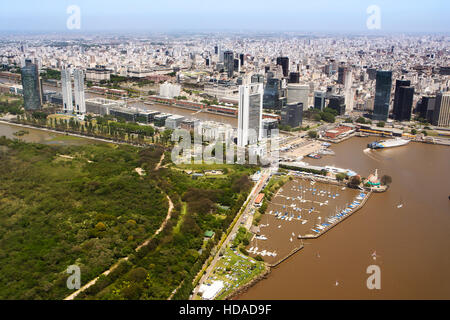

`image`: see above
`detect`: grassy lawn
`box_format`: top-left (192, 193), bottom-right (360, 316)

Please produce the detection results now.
top-left (207, 247), bottom-right (265, 300)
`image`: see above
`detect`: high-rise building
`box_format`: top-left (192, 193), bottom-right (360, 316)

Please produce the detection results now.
top-left (287, 84), bottom-right (309, 110)
top-left (337, 66), bottom-right (347, 85)
top-left (314, 91), bottom-right (326, 111)
top-left (239, 53), bottom-right (245, 67)
top-left (263, 78), bottom-right (286, 110)
top-left (373, 70), bottom-right (392, 121)
top-left (281, 102), bottom-right (303, 128)
top-left (392, 80), bottom-right (414, 121)
top-left (276, 57), bottom-right (289, 77)
top-left (288, 72), bottom-right (300, 83)
top-left (61, 67), bottom-right (73, 114)
top-left (416, 96), bottom-right (436, 122)
top-left (238, 83), bottom-right (263, 147)
top-left (73, 69), bottom-right (86, 115)
top-left (21, 59), bottom-right (42, 111)
top-left (223, 50), bottom-right (234, 78)
top-left (433, 92), bottom-right (450, 127)
top-left (262, 118), bottom-right (278, 138)
top-left (328, 95), bottom-right (346, 116)
top-left (233, 58), bottom-right (240, 73)
top-left (344, 69), bottom-right (354, 113)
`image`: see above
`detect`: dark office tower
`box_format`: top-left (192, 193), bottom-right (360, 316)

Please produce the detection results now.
top-left (288, 72), bottom-right (300, 83)
top-left (264, 66), bottom-right (270, 73)
top-left (337, 66), bottom-right (347, 85)
top-left (233, 58), bottom-right (240, 72)
top-left (223, 50), bottom-right (234, 78)
top-left (373, 70), bottom-right (392, 121)
top-left (393, 80), bottom-right (413, 121)
top-left (214, 45), bottom-right (218, 55)
top-left (393, 86), bottom-right (414, 121)
top-left (281, 102), bottom-right (303, 128)
top-left (239, 53), bottom-right (244, 67)
top-left (314, 91), bottom-right (326, 111)
top-left (328, 95), bottom-right (346, 116)
top-left (393, 79), bottom-right (410, 104)
top-left (21, 59), bottom-right (42, 111)
top-left (276, 56), bottom-right (289, 77)
top-left (417, 96), bottom-right (436, 122)
top-left (263, 78), bottom-right (285, 110)
top-left (205, 57), bottom-right (210, 66)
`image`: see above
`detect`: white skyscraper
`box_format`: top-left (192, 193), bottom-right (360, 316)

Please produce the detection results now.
top-left (73, 69), bottom-right (86, 115)
top-left (61, 67), bottom-right (73, 114)
top-left (238, 83), bottom-right (263, 147)
top-left (344, 69), bottom-right (354, 113)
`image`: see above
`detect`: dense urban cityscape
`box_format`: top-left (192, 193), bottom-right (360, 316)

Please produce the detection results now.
top-left (0, 1), bottom-right (448, 313)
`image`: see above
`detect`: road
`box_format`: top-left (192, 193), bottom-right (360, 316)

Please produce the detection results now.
top-left (190, 169), bottom-right (271, 299)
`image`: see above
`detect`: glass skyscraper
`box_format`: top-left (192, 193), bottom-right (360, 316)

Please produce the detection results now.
top-left (392, 80), bottom-right (414, 121)
top-left (223, 50), bottom-right (234, 78)
top-left (276, 57), bottom-right (289, 77)
top-left (21, 59), bottom-right (42, 111)
top-left (373, 70), bottom-right (392, 121)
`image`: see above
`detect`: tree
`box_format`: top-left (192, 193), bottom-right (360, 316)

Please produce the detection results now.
top-left (377, 121), bottom-right (385, 128)
top-left (356, 117), bottom-right (367, 124)
top-left (308, 130), bottom-right (318, 139)
top-left (411, 129), bottom-right (417, 135)
top-left (320, 112), bottom-right (335, 123)
top-left (336, 173), bottom-right (347, 181)
top-left (381, 175), bottom-right (392, 186)
top-left (348, 175), bottom-right (361, 188)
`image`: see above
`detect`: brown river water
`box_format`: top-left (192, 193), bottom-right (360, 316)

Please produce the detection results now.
top-left (237, 136), bottom-right (450, 299)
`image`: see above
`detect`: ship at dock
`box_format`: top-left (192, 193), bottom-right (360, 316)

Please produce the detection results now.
top-left (367, 137), bottom-right (410, 149)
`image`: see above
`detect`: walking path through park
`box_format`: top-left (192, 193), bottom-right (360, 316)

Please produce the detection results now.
top-left (64, 152), bottom-right (173, 300)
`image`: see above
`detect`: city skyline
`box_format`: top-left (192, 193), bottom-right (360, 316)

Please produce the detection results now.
top-left (0, 0), bottom-right (449, 33)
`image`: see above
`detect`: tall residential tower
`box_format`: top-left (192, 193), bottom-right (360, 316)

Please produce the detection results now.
top-left (61, 67), bottom-right (74, 114)
top-left (238, 83), bottom-right (263, 147)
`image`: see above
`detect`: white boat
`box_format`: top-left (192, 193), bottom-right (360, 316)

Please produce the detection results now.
top-left (368, 137), bottom-right (410, 149)
top-left (397, 204), bottom-right (403, 208)
top-left (302, 220), bottom-right (307, 225)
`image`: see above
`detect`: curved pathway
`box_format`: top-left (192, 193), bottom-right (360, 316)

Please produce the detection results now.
top-left (64, 151), bottom-right (173, 300)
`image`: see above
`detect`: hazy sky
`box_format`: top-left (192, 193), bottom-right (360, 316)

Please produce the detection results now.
top-left (0, 0), bottom-right (448, 33)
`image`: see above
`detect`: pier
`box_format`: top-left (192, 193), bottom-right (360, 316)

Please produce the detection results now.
top-left (298, 190), bottom-right (372, 239)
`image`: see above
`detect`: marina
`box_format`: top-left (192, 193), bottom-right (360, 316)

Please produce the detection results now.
top-left (238, 136), bottom-right (450, 300)
top-left (246, 177), bottom-right (361, 265)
